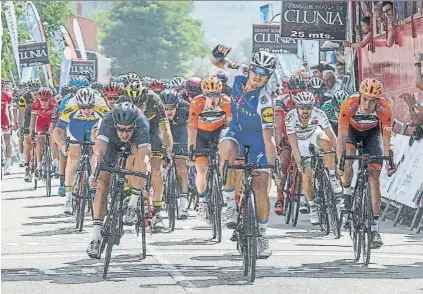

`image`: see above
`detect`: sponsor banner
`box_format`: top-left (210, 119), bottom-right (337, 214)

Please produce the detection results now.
top-left (73, 18), bottom-right (88, 60)
top-left (4, 1), bottom-right (21, 79)
top-left (252, 24), bottom-right (297, 54)
top-left (260, 4), bottom-right (270, 23)
top-left (69, 59), bottom-right (96, 80)
top-left (280, 1), bottom-right (348, 41)
top-left (18, 42), bottom-right (49, 67)
top-left (60, 25), bottom-right (77, 59)
top-left (59, 47), bottom-right (72, 91)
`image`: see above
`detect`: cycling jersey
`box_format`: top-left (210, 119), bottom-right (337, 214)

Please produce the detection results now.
top-left (285, 107), bottom-right (331, 140)
top-left (18, 91), bottom-right (34, 111)
top-left (188, 94), bottom-right (232, 132)
top-left (338, 95), bottom-right (392, 137)
top-left (97, 111), bottom-right (150, 166)
top-left (58, 93), bottom-right (74, 116)
top-left (1, 91), bottom-right (12, 131)
top-left (31, 98), bottom-right (57, 133)
top-left (170, 99), bottom-right (189, 156)
top-left (219, 60), bottom-right (274, 164)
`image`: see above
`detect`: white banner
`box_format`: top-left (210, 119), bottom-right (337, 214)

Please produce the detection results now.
top-left (73, 18), bottom-right (87, 61)
top-left (4, 1), bottom-right (21, 80)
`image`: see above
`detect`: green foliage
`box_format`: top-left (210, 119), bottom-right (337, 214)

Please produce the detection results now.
top-left (96, 1), bottom-right (208, 78)
top-left (1, 1), bottom-right (73, 85)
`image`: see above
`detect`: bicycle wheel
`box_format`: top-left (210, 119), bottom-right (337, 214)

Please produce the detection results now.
top-left (319, 193), bottom-right (330, 235)
top-left (140, 196), bottom-right (147, 259)
top-left (246, 188), bottom-right (257, 282)
top-left (103, 197), bottom-right (120, 279)
top-left (284, 172), bottom-right (292, 224)
top-left (351, 188), bottom-right (362, 262)
top-left (362, 182), bottom-right (372, 266)
top-left (211, 172), bottom-right (222, 243)
top-left (292, 170), bottom-right (302, 227)
top-left (74, 172), bottom-right (83, 228)
top-left (323, 172), bottom-right (341, 238)
top-left (77, 169), bottom-right (90, 232)
top-left (167, 168), bottom-right (177, 232)
top-left (44, 148), bottom-right (52, 197)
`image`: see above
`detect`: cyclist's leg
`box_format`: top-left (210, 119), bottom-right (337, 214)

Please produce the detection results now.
top-left (2, 127), bottom-right (12, 173)
top-left (297, 138), bottom-right (316, 219)
top-left (150, 127), bottom-right (164, 215)
top-left (63, 145), bottom-right (81, 213)
top-left (34, 134), bottom-right (45, 177)
top-left (23, 109), bottom-right (32, 180)
top-left (275, 139), bottom-right (291, 214)
top-left (342, 129), bottom-right (358, 210)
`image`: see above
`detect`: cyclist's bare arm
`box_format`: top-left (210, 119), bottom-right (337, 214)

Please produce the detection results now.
top-left (160, 121), bottom-right (173, 154)
top-left (287, 133), bottom-right (301, 166)
top-left (263, 128), bottom-right (278, 165)
top-left (29, 114), bottom-right (36, 134)
top-left (323, 127), bottom-right (338, 150)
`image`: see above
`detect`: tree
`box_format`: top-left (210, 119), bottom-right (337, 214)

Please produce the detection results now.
top-left (96, 1), bottom-right (208, 78)
top-left (1, 1), bottom-right (73, 85)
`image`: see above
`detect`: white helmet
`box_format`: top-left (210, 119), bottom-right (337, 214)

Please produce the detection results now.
top-left (171, 76), bottom-right (185, 89)
top-left (75, 88), bottom-right (96, 107)
top-left (251, 51), bottom-right (276, 72)
top-left (307, 77), bottom-right (324, 89)
top-left (294, 91), bottom-right (315, 106)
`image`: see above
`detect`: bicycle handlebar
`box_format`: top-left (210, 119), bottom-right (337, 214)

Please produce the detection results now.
top-left (340, 149), bottom-right (394, 170)
top-left (222, 159), bottom-right (280, 186)
top-left (94, 163), bottom-right (152, 191)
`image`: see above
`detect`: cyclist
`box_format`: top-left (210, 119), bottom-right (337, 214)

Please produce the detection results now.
top-left (331, 90), bottom-right (350, 135)
top-left (180, 77), bottom-right (202, 103)
top-left (170, 76), bottom-right (186, 93)
top-left (320, 93), bottom-right (339, 134)
top-left (87, 102), bottom-right (151, 258)
top-left (55, 76), bottom-right (90, 195)
top-left (187, 76), bottom-right (232, 217)
top-left (215, 71), bottom-right (232, 96)
top-left (103, 82), bottom-right (123, 109)
top-left (1, 80), bottom-right (14, 175)
top-left (307, 76), bottom-right (325, 106)
top-left (337, 78), bottom-right (396, 248)
top-left (211, 46), bottom-right (279, 258)
top-left (19, 78), bottom-right (42, 182)
top-left (28, 88), bottom-right (58, 180)
top-left (149, 79), bottom-right (166, 95)
top-left (285, 91), bottom-right (342, 225)
top-left (119, 79), bottom-right (173, 226)
top-left (91, 81), bottom-right (103, 93)
top-left (160, 89), bottom-right (190, 220)
top-left (273, 75), bottom-right (307, 215)
top-left (53, 88), bottom-right (108, 213)
top-left (78, 70), bottom-right (93, 85)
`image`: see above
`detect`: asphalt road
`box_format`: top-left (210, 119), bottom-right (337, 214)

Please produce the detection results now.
top-left (2, 166), bottom-right (423, 294)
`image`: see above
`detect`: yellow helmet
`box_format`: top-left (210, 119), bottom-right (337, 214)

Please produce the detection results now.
top-left (201, 76), bottom-right (223, 94)
top-left (359, 78), bottom-right (384, 99)
top-left (126, 79), bottom-right (146, 99)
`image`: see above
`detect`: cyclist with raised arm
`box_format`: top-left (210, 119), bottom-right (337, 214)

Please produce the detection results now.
top-left (87, 102), bottom-right (151, 258)
top-left (160, 89), bottom-right (190, 219)
top-left (53, 88), bottom-right (109, 214)
top-left (28, 88), bottom-right (58, 180)
top-left (285, 91), bottom-right (342, 225)
top-left (187, 76), bottom-right (232, 218)
top-left (211, 45), bottom-right (279, 258)
top-left (337, 78), bottom-right (396, 248)
top-left (215, 71), bottom-right (232, 97)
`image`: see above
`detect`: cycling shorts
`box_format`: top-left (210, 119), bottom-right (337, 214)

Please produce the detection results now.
top-left (35, 114), bottom-right (53, 133)
top-left (195, 128), bottom-right (221, 163)
top-left (297, 127), bottom-right (326, 166)
top-left (67, 119), bottom-right (99, 144)
top-left (150, 125), bottom-right (164, 159)
top-left (347, 125), bottom-right (383, 170)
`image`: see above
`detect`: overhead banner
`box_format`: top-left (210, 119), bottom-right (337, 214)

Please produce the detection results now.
top-left (252, 24), bottom-right (297, 54)
top-left (73, 18), bottom-right (88, 61)
top-left (19, 42), bottom-right (49, 67)
top-left (69, 60), bottom-right (96, 79)
top-left (4, 1), bottom-right (21, 79)
top-left (280, 1), bottom-right (348, 41)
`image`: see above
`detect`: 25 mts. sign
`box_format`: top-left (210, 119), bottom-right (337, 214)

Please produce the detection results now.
top-left (280, 1), bottom-right (347, 40)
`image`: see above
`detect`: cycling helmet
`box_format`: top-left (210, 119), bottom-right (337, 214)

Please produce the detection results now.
top-left (79, 70), bottom-right (92, 82)
top-left (307, 77), bottom-right (324, 89)
top-left (333, 90), bottom-right (349, 107)
top-left (359, 78), bottom-right (384, 99)
top-left (294, 91), bottom-right (315, 106)
top-left (160, 89), bottom-right (179, 105)
top-left (287, 75), bottom-right (307, 91)
top-left (149, 79), bottom-right (165, 92)
top-left (201, 76), bottom-right (223, 93)
top-left (171, 76), bottom-right (185, 89)
top-left (185, 77), bottom-right (202, 95)
top-left (91, 81), bottom-right (103, 92)
top-left (215, 71), bottom-right (228, 84)
top-left (37, 88), bottom-right (54, 100)
top-left (60, 85), bottom-right (71, 97)
top-left (75, 88), bottom-right (96, 107)
top-left (250, 51), bottom-right (276, 72)
top-left (103, 82), bottom-right (122, 96)
top-left (27, 78), bottom-right (42, 89)
top-left (69, 75), bottom-right (90, 88)
top-left (126, 79), bottom-right (146, 98)
top-left (113, 101), bottom-right (139, 126)
top-left (126, 72), bottom-right (139, 82)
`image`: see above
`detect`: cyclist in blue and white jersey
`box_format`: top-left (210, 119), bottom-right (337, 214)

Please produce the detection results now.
top-left (211, 45), bottom-right (279, 259)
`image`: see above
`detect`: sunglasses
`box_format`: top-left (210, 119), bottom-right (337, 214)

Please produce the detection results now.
top-left (40, 98), bottom-right (50, 102)
top-left (116, 125), bottom-right (135, 133)
top-left (297, 104), bottom-right (313, 110)
top-left (250, 65), bottom-right (271, 76)
top-left (205, 92), bottom-right (220, 98)
top-left (79, 104), bottom-right (94, 110)
top-left (106, 96), bottom-right (118, 101)
top-left (165, 105), bottom-right (177, 111)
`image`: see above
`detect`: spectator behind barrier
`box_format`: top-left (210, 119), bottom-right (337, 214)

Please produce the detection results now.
top-left (323, 70), bottom-right (341, 96)
top-left (343, 16), bottom-right (371, 49)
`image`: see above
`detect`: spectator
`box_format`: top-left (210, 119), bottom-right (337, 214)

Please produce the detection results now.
top-left (343, 16), bottom-right (371, 49)
top-left (382, 1), bottom-right (394, 20)
top-left (336, 62), bottom-right (346, 81)
top-left (310, 64), bottom-right (325, 78)
top-left (415, 54), bottom-right (423, 92)
top-left (323, 70), bottom-right (341, 96)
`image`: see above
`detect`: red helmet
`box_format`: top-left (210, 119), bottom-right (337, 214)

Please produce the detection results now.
top-left (185, 77), bottom-right (202, 96)
top-left (103, 82), bottom-right (122, 96)
top-left (37, 88), bottom-right (53, 100)
top-left (149, 79), bottom-right (165, 92)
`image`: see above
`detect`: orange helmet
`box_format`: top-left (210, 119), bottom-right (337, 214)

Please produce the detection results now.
top-left (201, 76), bottom-right (223, 94)
top-left (359, 78), bottom-right (384, 99)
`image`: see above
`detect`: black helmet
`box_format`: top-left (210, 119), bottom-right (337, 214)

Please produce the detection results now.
top-left (60, 85), bottom-right (71, 96)
top-left (159, 89), bottom-right (179, 105)
top-left (215, 71), bottom-right (228, 84)
top-left (91, 81), bottom-right (103, 92)
top-left (112, 101), bottom-right (139, 126)
top-left (287, 75), bottom-right (307, 91)
top-left (79, 70), bottom-right (92, 82)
